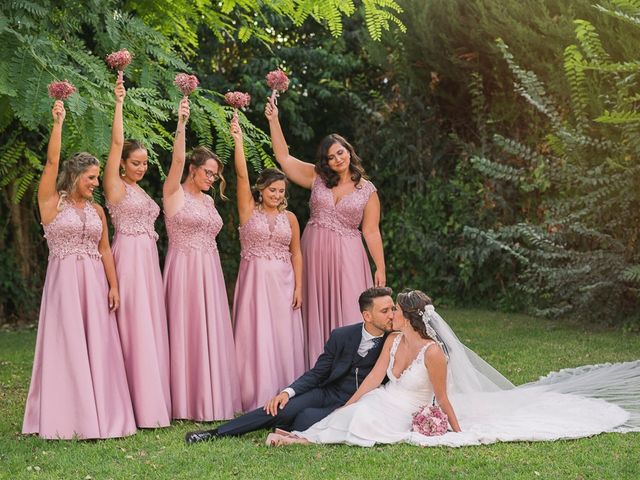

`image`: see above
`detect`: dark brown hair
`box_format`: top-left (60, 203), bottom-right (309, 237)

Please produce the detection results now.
top-left (251, 168), bottom-right (288, 211)
top-left (121, 139), bottom-right (146, 162)
top-left (396, 289), bottom-right (434, 340)
top-left (185, 146), bottom-right (228, 200)
top-left (358, 286), bottom-right (393, 312)
top-left (315, 134), bottom-right (367, 189)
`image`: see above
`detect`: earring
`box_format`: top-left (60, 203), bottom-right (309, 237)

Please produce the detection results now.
top-left (258, 192), bottom-right (263, 203)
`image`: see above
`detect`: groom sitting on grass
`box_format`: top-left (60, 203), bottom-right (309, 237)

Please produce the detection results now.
top-left (185, 286), bottom-right (395, 443)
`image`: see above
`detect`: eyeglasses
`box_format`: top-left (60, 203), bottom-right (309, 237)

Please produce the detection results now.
top-left (200, 167), bottom-right (220, 181)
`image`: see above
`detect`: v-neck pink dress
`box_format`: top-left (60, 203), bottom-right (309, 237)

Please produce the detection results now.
top-left (22, 200), bottom-right (136, 439)
top-left (233, 209), bottom-right (305, 411)
top-left (301, 176), bottom-right (376, 366)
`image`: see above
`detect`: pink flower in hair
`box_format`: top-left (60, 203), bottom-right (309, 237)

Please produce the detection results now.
top-left (47, 80), bottom-right (77, 101)
top-left (224, 91), bottom-right (252, 110)
top-left (411, 404), bottom-right (449, 436)
top-left (266, 69), bottom-right (289, 104)
top-left (174, 73), bottom-right (200, 97)
top-left (106, 49), bottom-right (133, 82)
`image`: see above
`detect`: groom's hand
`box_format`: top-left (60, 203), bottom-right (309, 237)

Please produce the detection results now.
top-left (264, 392), bottom-right (290, 416)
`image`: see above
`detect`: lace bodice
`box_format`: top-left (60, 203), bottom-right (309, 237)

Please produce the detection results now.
top-left (106, 181), bottom-right (160, 240)
top-left (43, 200), bottom-right (102, 260)
top-left (386, 334), bottom-right (435, 399)
top-left (165, 189), bottom-right (222, 253)
top-left (307, 176), bottom-right (376, 237)
top-left (239, 209), bottom-right (291, 262)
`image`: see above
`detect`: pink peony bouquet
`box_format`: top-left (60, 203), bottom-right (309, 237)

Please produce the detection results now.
top-left (47, 80), bottom-right (77, 101)
top-left (174, 73), bottom-right (199, 97)
top-left (106, 49), bottom-right (133, 82)
top-left (411, 404), bottom-right (449, 436)
top-left (266, 68), bottom-right (289, 104)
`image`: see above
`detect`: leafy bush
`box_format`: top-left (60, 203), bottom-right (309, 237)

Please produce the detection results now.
top-left (469, 2), bottom-right (640, 324)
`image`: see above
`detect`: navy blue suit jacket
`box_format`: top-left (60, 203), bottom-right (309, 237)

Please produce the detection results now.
top-left (289, 322), bottom-right (378, 396)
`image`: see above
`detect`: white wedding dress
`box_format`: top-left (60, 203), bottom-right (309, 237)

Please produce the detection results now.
top-left (295, 331), bottom-right (639, 447)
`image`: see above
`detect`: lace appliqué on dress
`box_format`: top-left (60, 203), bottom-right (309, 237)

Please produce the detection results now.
top-left (43, 201), bottom-right (102, 260)
top-left (306, 176), bottom-right (376, 237)
top-left (239, 210), bottom-right (292, 263)
top-left (165, 190), bottom-right (222, 253)
top-left (107, 181), bottom-right (160, 240)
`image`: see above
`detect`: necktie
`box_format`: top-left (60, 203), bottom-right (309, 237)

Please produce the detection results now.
top-left (371, 336), bottom-right (383, 350)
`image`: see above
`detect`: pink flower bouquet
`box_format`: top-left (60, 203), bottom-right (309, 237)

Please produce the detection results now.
top-left (411, 404), bottom-right (449, 436)
top-left (175, 73), bottom-right (199, 97)
top-left (47, 80), bottom-right (77, 101)
top-left (266, 68), bottom-right (289, 104)
top-left (106, 49), bottom-right (133, 82)
top-left (224, 91), bottom-right (251, 120)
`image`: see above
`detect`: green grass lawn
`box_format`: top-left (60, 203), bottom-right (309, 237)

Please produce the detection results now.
top-left (1, 309), bottom-right (639, 479)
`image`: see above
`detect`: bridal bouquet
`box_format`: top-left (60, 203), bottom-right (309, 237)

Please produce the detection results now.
top-left (47, 80), bottom-right (77, 100)
top-left (411, 404), bottom-right (448, 436)
top-left (106, 49), bottom-right (133, 82)
top-left (266, 69), bottom-right (289, 104)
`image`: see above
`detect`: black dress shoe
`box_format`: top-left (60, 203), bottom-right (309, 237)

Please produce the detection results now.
top-left (185, 428), bottom-right (218, 445)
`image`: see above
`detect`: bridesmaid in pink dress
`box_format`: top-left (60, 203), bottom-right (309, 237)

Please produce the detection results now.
top-left (230, 116), bottom-right (305, 411)
top-left (264, 98), bottom-right (386, 366)
top-left (103, 82), bottom-right (171, 427)
top-left (163, 97), bottom-right (241, 420)
top-left (22, 100), bottom-right (136, 439)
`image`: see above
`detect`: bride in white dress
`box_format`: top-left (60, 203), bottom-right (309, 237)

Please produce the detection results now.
top-left (266, 290), bottom-right (640, 447)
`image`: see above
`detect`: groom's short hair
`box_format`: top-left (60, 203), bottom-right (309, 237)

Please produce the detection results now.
top-left (358, 287), bottom-right (393, 312)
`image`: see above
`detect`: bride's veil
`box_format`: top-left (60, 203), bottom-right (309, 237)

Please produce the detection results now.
top-left (427, 308), bottom-right (514, 394)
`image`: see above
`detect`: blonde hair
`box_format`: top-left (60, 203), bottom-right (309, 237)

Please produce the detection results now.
top-left (56, 152), bottom-right (100, 208)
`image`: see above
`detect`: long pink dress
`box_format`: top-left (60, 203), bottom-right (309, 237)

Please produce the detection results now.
top-left (22, 201), bottom-right (136, 439)
top-left (302, 176), bottom-right (377, 365)
top-left (163, 188), bottom-right (241, 421)
top-left (233, 209), bottom-right (305, 411)
top-left (107, 181), bottom-right (171, 428)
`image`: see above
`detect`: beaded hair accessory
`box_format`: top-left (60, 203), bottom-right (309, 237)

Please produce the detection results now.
top-left (419, 305), bottom-right (449, 358)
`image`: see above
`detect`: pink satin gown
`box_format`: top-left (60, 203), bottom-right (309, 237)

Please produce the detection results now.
top-left (302, 176), bottom-right (376, 366)
top-left (163, 188), bottom-right (241, 421)
top-left (22, 200), bottom-right (136, 439)
top-left (233, 209), bottom-right (305, 411)
top-left (107, 181), bottom-right (171, 428)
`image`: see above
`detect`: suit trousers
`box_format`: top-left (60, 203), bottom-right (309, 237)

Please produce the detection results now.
top-left (217, 387), bottom-right (347, 436)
